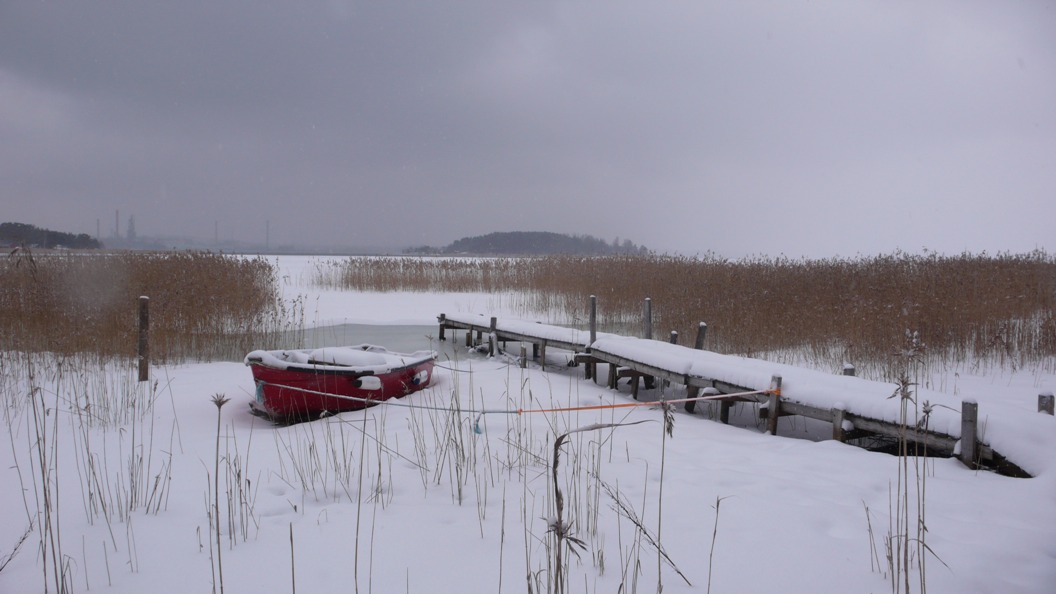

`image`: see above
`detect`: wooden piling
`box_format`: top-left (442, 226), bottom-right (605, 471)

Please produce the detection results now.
top-left (643, 298), bottom-right (652, 340)
top-left (960, 400), bottom-right (979, 468)
top-left (684, 323), bottom-right (707, 413)
top-left (586, 295), bottom-right (598, 381)
top-left (719, 399), bottom-right (732, 424)
top-left (489, 317), bottom-right (497, 357)
top-left (693, 322), bottom-right (707, 350)
top-left (832, 407), bottom-right (847, 442)
top-left (766, 375), bottom-right (782, 435)
top-left (438, 313), bottom-right (447, 341)
top-left (1039, 392), bottom-right (1054, 415)
top-left (138, 296), bottom-right (149, 382)
top-left (519, 344), bottom-right (527, 369)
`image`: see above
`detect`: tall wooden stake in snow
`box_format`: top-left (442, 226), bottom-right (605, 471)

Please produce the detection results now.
top-left (960, 400), bottom-right (979, 469)
top-left (138, 296), bottom-right (150, 382)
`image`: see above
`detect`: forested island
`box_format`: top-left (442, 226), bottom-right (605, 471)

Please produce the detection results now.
top-left (0, 222), bottom-right (102, 249)
top-left (404, 231), bottom-right (650, 256)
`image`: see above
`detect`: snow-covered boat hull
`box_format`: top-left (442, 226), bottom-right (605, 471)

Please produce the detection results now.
top-left (244, 345), bottom-right (435, 422)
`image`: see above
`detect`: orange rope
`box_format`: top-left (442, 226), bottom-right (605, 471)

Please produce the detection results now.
top-left (512, 388), bottom-right (772, 416)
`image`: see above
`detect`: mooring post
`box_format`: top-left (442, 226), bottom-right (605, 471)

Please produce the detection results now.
top-left (694, 322), bottom-right (707, 350)
top-left (684, 323), bottom-right (708, 413)
top-left (465, 328), bottom-right (473, 348)
top-left (643, 298), bottom-right (653, 340)
top-left (519, 344), bottom-right (527, 369)
top-left (488, 317), bottom-right (497, 357)
top-left (766, 375), bottom-right (782, 435)
top-left (719, 398), bottom-right (732, 424)
top-left (539, 341), bottom-right (547, 371)
top-left (960, 400), bottom-right (979, 469)
top-left (832, 407), bottom-right (847, 442)
top-left (842, 364), bottom-right (855, 377)
top-left (1039, 392), bottom-right (1055, 415)
top-left (438, 314), bottom-right (446, 341)
top-left (138, 296), bottom-right (149, 382)
top-left (587, 295), bottom-right (598, 381)
top-left (642, 298), bottom-right (654, 389)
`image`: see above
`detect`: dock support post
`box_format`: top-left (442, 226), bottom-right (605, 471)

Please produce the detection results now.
top-left (832, 407), bottom-right (847, 442)
top-left (684, 323), bottom-right (708, 413)
top-left (539, 341), bottom-right (547, 371)
top-left (960, 400), bottom-right (979, 469)
top-left (719, 399), bottom-right (732, 424)
top-left (438, 314), bottom-right (446, 341)
top-left (138, 296), bottom-right (149, 382)
top-left (607, 363), bottom-right (617, 389)
top-left (488, 317), bottom-right (497, 357)
top-left (642, 298), bottom-right (654, 389)
top-left (586, 295), bottom-right (598, 381)
top-left (766, 375), bottom-right (782, 435)
top-left (694, 322), bottom-right (707, 350)
top-left (1040, 392), bottom-right (1055, 415)
top-left (519, 344), bottom-right (527, 369)
top-left (643, 298), bottom-right (652, 340)
top-left (662, 331), bottom-right (678, 390)
top-left (465, 329), bottom-right (473, 348)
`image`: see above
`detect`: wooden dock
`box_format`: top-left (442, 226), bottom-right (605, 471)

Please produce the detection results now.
top-left (439, 310), bottom-right (1054, 478)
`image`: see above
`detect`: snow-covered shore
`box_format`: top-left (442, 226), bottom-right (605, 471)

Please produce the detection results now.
top-left (2, 255), bottom-right (1053, 593)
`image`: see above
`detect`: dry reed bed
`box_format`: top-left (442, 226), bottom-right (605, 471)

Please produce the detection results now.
top-left (0, 251), bottom-right (286, 362)
top-left (313, 252), bottom-right (1056, 373)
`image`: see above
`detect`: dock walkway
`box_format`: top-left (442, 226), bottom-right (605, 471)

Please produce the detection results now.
top-left (440, 312), bottom-right (1056, 478)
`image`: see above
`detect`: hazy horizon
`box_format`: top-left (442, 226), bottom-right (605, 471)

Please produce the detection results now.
top-left (3, 2), bottom-right (1054, 259)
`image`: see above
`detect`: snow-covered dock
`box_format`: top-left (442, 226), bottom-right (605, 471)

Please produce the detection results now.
top-left (439, 311), bottom-right (1056, 478)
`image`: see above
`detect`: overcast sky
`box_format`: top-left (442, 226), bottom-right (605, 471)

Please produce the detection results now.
top-left (2, 1), bottom-right (1053, 257)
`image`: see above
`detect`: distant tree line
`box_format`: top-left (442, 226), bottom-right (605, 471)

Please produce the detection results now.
top-left (0, 222), bottom-right (102, 249)
top-left (404, 231), bottom-right (650, 256)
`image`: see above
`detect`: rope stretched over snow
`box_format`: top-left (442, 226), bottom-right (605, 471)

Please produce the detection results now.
top-left (253, 379), bottom-right (772, 427)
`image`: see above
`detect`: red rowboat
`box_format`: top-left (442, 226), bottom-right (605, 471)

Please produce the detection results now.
top-left (245, 344), bottom-right (436, 422)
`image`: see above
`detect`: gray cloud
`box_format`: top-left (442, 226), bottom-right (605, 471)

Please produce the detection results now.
top-left (2, 1), bottom-right (1053, 257)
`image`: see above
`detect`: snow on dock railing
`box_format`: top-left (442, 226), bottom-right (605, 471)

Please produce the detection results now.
top-left (439, 312), bottom-right (1056, 478)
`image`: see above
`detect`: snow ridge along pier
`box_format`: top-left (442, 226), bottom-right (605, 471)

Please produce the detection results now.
top-left (439, 311), bottom-right (1052, 478)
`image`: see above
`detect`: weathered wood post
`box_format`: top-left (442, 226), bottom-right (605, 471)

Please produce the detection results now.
top-left (538, 340), bottom-right (547, 371)
top-left (642, 298), bottom-right (654, 389)
top-left (960, 400), bottom-right (979, 469)
top-left (138, 296), bottom-right (149, 382)
top-left (832, 406), bottom-right (847, 442)
top-left (694, 322), bottom-right (707, 350)
top-left (842, 364), bottom-right (855, 377)
top-left (643, 298), bottom-right (652, 340)
top-left (1039, 391), bottom-right (1055, 415)
top-left (586, 295), bottom-right (598, 381)
top-left (465, 327), bottom-right (473, 348)
top-left (766, 375), bottom-right (782, 435)
top-left (719, 393), bottom-right (733, 424)
top-left (488, 317), bottom-right (497, 357)
top-left (684, 323), bottom-right (708, 413)
top-left (662, 331), bottom-right (678, 391)
top-left (438, 313), bottom-right (446, 341)
top-left (519, 344), bottom-right (527, 369)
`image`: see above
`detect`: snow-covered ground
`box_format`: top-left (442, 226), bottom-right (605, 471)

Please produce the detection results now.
top-left (2, 255), bottom-right (1054, 593)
